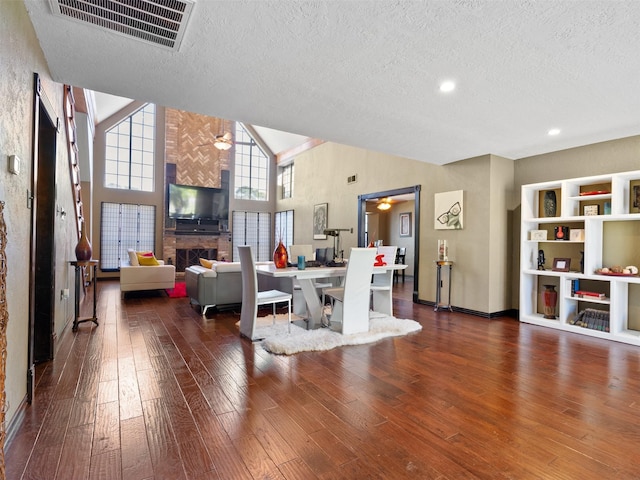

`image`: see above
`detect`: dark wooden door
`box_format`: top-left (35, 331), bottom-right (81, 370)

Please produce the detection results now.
top-left (30, 74), bottom-right (58, 375)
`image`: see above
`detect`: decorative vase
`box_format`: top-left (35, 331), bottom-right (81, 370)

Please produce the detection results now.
top-left (438, 239), bottom-right (448, 261)
top-left (542, 284), bottom-right (557, 319)
top-left (554, 225), bottom-right (569, 240)
top-left (75, 222), bottom-right (92, 262)
top-left (544, 191), bottom-right (557, 217)
top-left (273, 240), bottom-right (288, 268)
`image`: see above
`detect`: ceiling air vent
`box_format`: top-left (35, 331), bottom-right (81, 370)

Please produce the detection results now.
top-left (49, 0), bottom-right (194, 51)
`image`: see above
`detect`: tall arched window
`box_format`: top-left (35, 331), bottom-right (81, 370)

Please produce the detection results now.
top-left (104, 103), bottom-right (156, 191)
top-left (234, 123), bottom-right (269, 200)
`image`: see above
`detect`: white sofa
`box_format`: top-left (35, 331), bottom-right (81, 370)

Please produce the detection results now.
top-left (120, 249), bottom-right (176, 294)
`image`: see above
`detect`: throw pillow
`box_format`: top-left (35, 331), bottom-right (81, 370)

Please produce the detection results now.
top-left (199, 258), bottom-right (215, 269)
top-left (128, 249), bottom-right (139, 266)
top-left (137, 252), bottom-right (160, 266)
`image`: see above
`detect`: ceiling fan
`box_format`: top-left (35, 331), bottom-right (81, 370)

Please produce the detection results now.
top-left (197, 131), bottom-right (233, 151)
top-left (376, 197), bottom-right (393, 210)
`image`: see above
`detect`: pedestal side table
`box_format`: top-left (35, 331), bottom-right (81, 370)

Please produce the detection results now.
top-left (434, 261), bottom-right (454, 312)
top-left (70, 260), bottom-right (99, 331)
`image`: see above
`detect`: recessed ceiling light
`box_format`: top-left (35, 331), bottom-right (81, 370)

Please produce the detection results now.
top-left (548, 128), bottom-right (561, 136)
top-left (439, 81), bottom-right (456, 93)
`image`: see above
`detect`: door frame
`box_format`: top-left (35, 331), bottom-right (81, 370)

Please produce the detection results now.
top-left (28, 74), bottom-right (59, 401)
top-left (357, 185), bottom-right (421, 302)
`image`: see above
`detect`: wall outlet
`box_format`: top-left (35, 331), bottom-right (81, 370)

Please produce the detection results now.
top-left (61, 288), bottom-right (69, 300)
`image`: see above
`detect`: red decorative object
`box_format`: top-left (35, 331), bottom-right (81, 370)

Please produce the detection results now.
top-left (542, 284), bottom-right (557, 319)
top-left (374, 254), bottom-right (386, 266)
top-left (579, 190), bottom-right (610, 196)
top-left (273, 240), bottom-right (288, 268)
top-left (75, 222), bottom-right (92, 262)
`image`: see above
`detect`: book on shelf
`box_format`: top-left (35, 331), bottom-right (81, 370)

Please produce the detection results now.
top-left (575, 290), bottom-right (606, 299)
top-left (570, 279), bottom-right (579, 296)
top-left (570, 308), bottom-right (610, 331)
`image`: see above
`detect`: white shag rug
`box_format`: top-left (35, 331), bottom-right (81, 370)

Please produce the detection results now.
top-left (256, 311), bottom-right (422, 355)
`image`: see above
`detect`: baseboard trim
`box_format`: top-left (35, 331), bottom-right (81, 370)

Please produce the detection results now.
top-left (416, 299), bottom-right (518, 319)
top-left (4, 394), bottom-right (28, 450)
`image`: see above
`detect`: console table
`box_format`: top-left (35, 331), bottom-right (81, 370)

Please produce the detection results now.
top-left (70, 260), bottom-right (99, 332)
top-left (434, 260), bottom-right (454, 312)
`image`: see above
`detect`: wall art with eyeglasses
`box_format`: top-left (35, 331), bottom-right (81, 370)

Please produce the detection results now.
top-left (434, 190), bottom-right (463, 230)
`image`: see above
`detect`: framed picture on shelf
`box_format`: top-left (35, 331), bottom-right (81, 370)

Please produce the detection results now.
top-left (530, 230), bottom-right (547, 241)
top-left (313, 203), bottom-right (328, 240)
top-left (569, 229), bottom-right (585, 242)
top-left (552, 257), bottom-right (571, 272)
top-left (399, 212), bottom-right (412, 237)
top-left (633, 185), bottom-right (640, 210)
top-left (584, 205), bottom-right (599, 216)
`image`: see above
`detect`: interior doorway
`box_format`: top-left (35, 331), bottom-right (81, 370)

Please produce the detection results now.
top-left (357, 185), bottom-right (421, 302)
top-left (28, 74), bottom-right (59, 400)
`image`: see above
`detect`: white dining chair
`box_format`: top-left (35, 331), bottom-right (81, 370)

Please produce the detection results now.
top-left (323, 247), bottom-right (377, 334)
top-left (238, 245), bottom-right (292, 341)
top-left (370, 246), bottom-right (397, 313)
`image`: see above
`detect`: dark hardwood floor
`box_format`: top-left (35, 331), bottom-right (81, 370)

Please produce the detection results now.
top-left (6, 278), bottom-right (640, 479)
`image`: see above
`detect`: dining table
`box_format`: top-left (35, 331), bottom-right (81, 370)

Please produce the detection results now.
top-left (255, 262), bottom-right (407, 330)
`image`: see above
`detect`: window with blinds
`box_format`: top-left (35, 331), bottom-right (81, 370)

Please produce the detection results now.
top-left (100, 202), bottom-right (156, 271)
top-left (232, 211), bottom-right (271, 262)
top-left (274, 210), bottom-right (294, 251)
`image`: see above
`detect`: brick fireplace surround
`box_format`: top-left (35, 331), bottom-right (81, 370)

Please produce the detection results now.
top-left (163, 233), bottom-right (232, 273)
top-left (162, 109), bottom-right (233, 273)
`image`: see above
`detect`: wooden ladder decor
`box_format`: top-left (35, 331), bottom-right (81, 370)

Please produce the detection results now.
top-left (63, 86), bottom-right (91, 293)
top-left (63, 85), bottom-right (85, 239)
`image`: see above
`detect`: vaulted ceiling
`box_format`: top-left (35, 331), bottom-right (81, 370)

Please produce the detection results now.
top-left (24, 0), bottom-right (640, 165)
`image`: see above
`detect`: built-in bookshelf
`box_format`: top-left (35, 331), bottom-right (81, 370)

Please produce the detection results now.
top-left (520, 170), bottom-right (640, 345)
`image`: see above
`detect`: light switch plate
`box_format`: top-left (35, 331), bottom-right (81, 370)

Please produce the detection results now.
top-left (8, 155), bottom-right (20, 175)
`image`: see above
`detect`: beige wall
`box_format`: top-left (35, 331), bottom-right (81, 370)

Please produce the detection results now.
top-left (514, 136), bottom-right (640, 190)
top-left (489, 155), bottom-right (516, 312)
top-left (424, 155), bottom-right (495, 313)
top-left (0, 2), bottom-right (78, 427)
top-left (277, 144), bottom-right (512, 313)
top-left (278, 143), bottom-right (426, 251)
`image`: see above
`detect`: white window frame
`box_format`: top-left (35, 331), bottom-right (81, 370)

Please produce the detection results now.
top-left (104, 103), bottom-right (156, 192)
top-left (233, 123), bottom-right (269, 201)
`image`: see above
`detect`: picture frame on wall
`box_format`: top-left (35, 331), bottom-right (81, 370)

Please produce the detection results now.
top-left (399, 212), bottom-right (412, 237)
top-left (435, 190), bottom-right (463, 230)
top-left (313, 203), bottom-right (328, 239)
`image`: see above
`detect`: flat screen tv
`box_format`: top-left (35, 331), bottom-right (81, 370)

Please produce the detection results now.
top-left (168, 183), bottom-right (229, 220)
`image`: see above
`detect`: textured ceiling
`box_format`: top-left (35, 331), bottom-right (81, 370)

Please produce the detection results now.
top-left (24, 0), bottom-right (640, 165)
